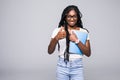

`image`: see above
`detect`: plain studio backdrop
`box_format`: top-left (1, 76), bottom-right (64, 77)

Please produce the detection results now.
top-left (0, 0), bottom-right (120, 80)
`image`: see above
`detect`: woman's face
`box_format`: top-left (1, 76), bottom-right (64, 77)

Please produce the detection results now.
top-left (66, 10), bottom-right (78, 27)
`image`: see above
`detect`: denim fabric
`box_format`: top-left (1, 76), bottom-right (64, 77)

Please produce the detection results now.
top-left (56, 57), bottom-right (84, 80)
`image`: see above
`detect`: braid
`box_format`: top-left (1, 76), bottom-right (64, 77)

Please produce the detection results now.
top-left (64, 22), bottom-right (70, 61)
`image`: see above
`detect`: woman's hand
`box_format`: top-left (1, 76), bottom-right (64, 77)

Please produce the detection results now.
top-left (69, 30), bottom-right (78, 42)
top-left (55, 27), bottom-right (66, 40)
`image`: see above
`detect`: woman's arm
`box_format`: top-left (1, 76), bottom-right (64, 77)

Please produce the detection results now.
top-left (48, 27), bottom-right (66, 54)
top-left (77, 40), bottom-right (91, 57)
top-left (48, 37), bottom-right (58, 54)
top-left (69, 31), bottom-right (91, 57)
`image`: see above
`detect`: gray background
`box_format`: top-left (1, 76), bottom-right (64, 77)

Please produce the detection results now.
top-left (0, 0), bottom-right (120, 80)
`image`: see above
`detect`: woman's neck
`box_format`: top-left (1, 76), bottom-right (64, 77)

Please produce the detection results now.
top-left (68, 26), bottom-right (80, 30)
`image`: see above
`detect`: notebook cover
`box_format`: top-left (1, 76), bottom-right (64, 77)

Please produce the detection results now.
top-left (69, 30), bottom-right (88, 55)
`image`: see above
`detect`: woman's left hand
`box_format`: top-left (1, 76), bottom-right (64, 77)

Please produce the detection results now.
top-left (69, 30), bottom-right (78, 42)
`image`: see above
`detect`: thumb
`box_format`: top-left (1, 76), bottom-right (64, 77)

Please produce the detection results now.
top-left (69, 30), bottom-right (73, 35)
top-left (71, 31), bottom-right (76, 36)
top-left (60, 27), bottom-right (65, 32)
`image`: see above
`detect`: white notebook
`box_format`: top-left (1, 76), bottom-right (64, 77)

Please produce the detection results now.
top-left (69, 30), bottom-right (88, 55)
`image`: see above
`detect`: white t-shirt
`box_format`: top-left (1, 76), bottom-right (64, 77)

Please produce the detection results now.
top-left (51, 27), bottom-right (90, 59)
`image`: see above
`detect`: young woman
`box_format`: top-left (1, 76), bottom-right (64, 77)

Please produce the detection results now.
top-left (48, 5), bottom-right (91, 80)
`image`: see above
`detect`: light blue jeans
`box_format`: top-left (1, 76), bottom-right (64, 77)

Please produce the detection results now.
top-left (56, 56), bottom-right (84, 80)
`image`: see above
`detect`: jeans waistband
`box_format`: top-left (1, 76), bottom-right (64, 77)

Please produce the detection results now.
top-left (59, 54), bottom-right (82, 61)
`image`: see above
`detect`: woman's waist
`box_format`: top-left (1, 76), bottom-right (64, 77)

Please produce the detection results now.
top-left (59, 53), bottom-right (83, 59)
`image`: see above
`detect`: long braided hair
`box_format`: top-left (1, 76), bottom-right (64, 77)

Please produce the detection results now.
top-left (58, 5), bottom-right (83, 61)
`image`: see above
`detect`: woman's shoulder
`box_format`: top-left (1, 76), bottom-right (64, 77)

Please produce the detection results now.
top-left (80, 28), bottom-right (89, 33)
top-left (53, 26), bottom-right (65, 31)
top-left (53, 27), bottom-right (60, 31)
top-left (52, 27), bottom-right (62, 35)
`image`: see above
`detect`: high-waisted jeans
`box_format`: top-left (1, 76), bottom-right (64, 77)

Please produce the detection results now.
top-left (56, 56), bottom-right (84, 80)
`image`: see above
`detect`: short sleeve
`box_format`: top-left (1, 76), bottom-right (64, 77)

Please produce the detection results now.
top-left (83, 28), bottom-right (90, 40)
top-left (80, 28), bottom-right (90, 40)
top-left (87, 33), bottom-right (90, 40)
top-left (51, 28), bottom-right (60, 38)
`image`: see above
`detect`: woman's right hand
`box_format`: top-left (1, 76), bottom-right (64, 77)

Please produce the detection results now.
top-left (55, 27), bottom-right (66, 40)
